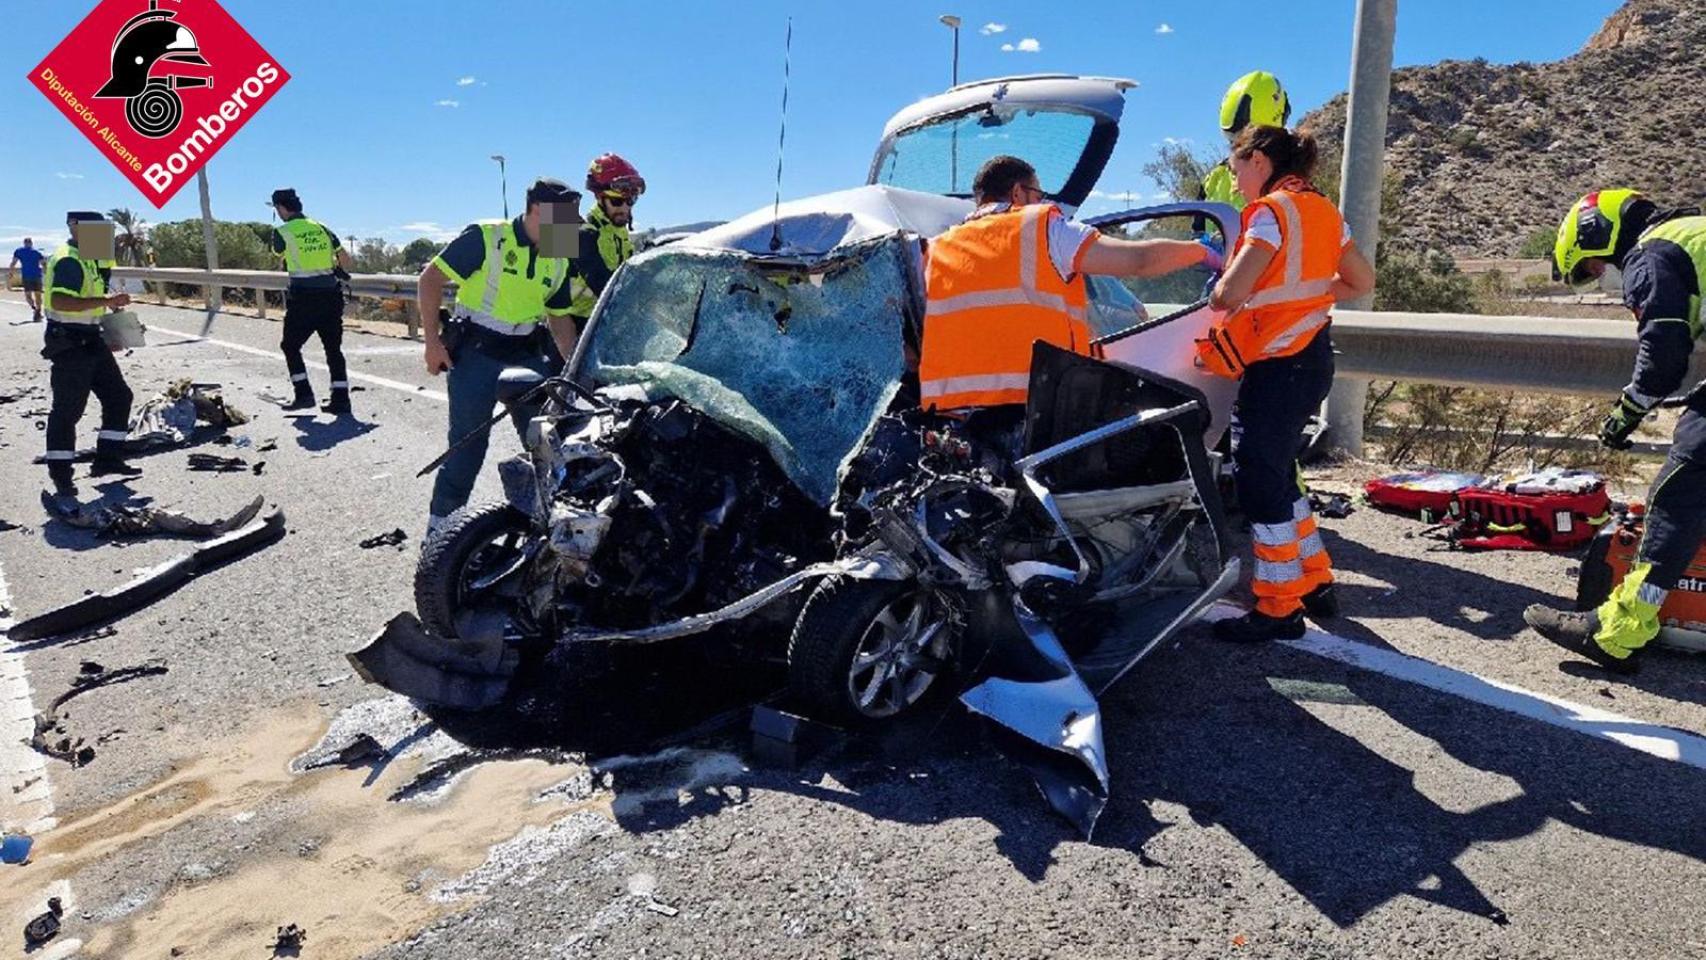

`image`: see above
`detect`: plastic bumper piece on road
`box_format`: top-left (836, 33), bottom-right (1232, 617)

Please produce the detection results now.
top-left (346, 611), bottom-right (519, 710)
top-left (8, 510), bottom-right (287, 643)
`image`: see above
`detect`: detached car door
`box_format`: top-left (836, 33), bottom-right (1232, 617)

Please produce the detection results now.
top-left (1082, 201), bottom-right (1241, 449)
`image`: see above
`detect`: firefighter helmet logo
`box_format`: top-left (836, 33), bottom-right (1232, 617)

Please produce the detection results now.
top-left (93, 0), bottom-right (212, 139)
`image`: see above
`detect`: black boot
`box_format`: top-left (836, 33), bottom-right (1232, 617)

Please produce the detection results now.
top-left (48, 464), bottom-right (77, 498)
top-left (1302, 582), bottom-right (1340, 621)
top-left (1214, 609), bottom-right (1306, 643)
top-left (284, 380), bottom-right (316, 411)
top-left (1522, 605), bottom-right (1638, 675)
top-left (321, 388), bottom-right (351, 415)
top-left (89, 457), bottom-right (142, 479)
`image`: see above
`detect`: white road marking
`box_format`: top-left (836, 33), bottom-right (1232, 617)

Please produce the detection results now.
top-left (149, 323), bottom-right (450, 403)
top-left (1205, 603), bottom-right (1706, 770)
top-left (0, 298), bottom-right (449, 403)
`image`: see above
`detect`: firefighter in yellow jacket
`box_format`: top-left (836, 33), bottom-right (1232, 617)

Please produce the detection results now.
top-left (920, 155), bottom-right (1218, 442)
top-left (1202, 126), bottom-right (1375, 642)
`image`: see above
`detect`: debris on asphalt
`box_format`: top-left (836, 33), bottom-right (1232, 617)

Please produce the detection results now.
top-left (188, 453), bottom-right (249, 472)
top-left (359, 528), bottom-right (409, 550)
top-left (272, 922), bottom-right (307, 955)
top-left (1309, 491), bottom-right (1355, 519)
top-left (9, 509), bottom-right (287, 642)
top-left (129, 379), bottom-right (250, 449)
top-left (42, 491), bottom-right (265, 540)
top-left (31, 659), bottom-right (169, 767)
top-left (749, 705), bottom-right (841, 768)
top-left (645, 900), bottom-right (680, 917)
top-left (1, 832), bottom-right (33, 864)
top-left (257, 438), bottom-right (278, 453)
top-left (317, 673), bottom-right (352, 688)
top-left (0, 518), bottom-right (22, 533)
top-left (23, 896), bottom-right (63, 947)
top-left (302, 732), bottom-right (385, 771)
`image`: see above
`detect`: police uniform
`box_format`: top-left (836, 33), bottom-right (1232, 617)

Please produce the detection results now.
top-left (427, 215), bottom-right (577, 523)
top-left (269, 192), bottom-right (350, 412)
top-left (43, 216), bottom-right (136, 494)
top-left (567, 204), bottom-right (634, 326)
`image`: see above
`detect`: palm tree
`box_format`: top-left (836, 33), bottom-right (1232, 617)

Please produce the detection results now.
top-left (106, 207), bottom-right (149, 266)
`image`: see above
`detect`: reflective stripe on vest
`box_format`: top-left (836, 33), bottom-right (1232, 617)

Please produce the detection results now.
top-left (44, 244), bottom-right (105, 324)
top-left (277, 218), bottom-right (337, 278)
top-left (1194, 188), bottom-right (1340, 378)
top-left (919, 204), bottom-right (1092, 410)
top-left (451, 220), bottom-right (572, 335)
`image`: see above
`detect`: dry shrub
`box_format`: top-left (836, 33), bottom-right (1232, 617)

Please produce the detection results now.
top-left (1365, 381), bottom-right (1638, 478)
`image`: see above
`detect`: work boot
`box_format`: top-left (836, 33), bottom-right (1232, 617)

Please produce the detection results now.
top-left (1302, 582), bottom-right (1340, 621)
top-left (89, 457), bottom-right (143, 479)
top-left (284, 381), bottom-right (316, 411)
top-left (48, 465), bottom-right (77, 498)
top-left (1522, 605), bottom-right (1639, 675)
top-left (321, 389), bottom-right (352, 416)
top-left (1214, 609), bottom-right (1306, 643)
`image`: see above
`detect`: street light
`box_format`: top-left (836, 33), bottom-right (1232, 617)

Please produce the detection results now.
top-left (938, 14), bottom-right (961, 86)
top-left (491, 154), bottom-right (508, 219)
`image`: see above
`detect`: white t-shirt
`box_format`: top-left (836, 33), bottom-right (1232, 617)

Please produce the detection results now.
top-left (1244, 205), bottom-right (1354, 250)
top-left (969, 202), bottom-right (1099, 282)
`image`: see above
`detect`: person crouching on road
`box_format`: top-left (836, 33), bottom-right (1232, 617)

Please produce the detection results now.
top-left (416, 177), bottom-right (584, 536)
top-left (44, 211), bottom-right (141, 497)
top-left (1525, 189), bottom-right (1706, 674)
top-left (1200, 126), bottom-right (1375, 643)
top-left (920, 155), bottom-right (1219, 447)
top-left (270, 188), bottom-right (355, 414)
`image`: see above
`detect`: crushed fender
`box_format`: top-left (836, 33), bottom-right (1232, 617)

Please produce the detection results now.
top-left (42, 491), bottom-right (265, 540)
top-left (9, 509), bottom-right (287, 642)
top-left (346, 612), bottom-right (520, 710)
top-left (31, 659), bottom-right (169, 767)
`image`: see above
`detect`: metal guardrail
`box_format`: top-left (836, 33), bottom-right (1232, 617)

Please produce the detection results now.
top-left (110, 267), bottom-right (1702, 401)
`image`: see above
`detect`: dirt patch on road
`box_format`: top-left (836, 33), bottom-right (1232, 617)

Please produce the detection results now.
top-left (2, 701), bottom-right (622, 959)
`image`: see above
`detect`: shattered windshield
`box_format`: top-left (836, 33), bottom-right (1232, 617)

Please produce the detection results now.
top-left (873, 107), bottom-right (1098, 196)
top-left (578, 237), bottom-right (914, 505)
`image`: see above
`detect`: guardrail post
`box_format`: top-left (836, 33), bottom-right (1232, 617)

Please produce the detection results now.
top-left (255, 287), bottom-right (267, 320)
top-left (1325, 0), bottom-right (1397, 459)
top-left (403, 300), bottom-right (420, 339)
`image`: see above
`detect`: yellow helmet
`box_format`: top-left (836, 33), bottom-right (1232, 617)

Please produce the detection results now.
top-left (1553, 188), bottom-right (1643, 286)
top-left (1219, 70), bottom-right (1291, 135)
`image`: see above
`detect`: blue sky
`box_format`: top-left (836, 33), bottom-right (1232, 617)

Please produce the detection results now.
top-left (3, 1), bottom-right (1621, 253)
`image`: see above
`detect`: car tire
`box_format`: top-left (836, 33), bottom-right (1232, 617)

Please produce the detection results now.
top-left (416, 501), bottom-right (531, 638)
top-left (786, 577), bottom-right (954, 726)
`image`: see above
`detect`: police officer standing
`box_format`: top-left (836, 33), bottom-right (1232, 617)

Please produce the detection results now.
top-left (43, 211), bottom-right (139, 497)
top-left (568, 153), bottom-right (645, 331)
top-left (270, 188), bottom-right (355, 414)
top-left (1526, 189), bottom-right (1706, 673)
top-left (416, 177), bottom-right (583, 534)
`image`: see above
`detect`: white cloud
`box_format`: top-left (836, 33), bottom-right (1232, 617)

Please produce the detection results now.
top-left (1015, 37), bottom-right (1040, 53)
top-left (435, 99), bottom-right (460, 108)
top-left (1155, 23), bottom-right (1174, 34)
top-left (55, 172), bottom-right (84, 180)
top-left (1000, 42), bottom-right (1013, 52)
top-left (456, 76), bottom-right (477, 86)
top-left (980, 22), bottom-right (1006, 35)
top-left (396, 221), bottom-right (459, 242)
top-left (1162, 136), bottom-right (1194, 146)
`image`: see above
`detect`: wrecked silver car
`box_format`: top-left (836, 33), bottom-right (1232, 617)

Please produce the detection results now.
top-left (353, 76), bottom-right (1244, 834)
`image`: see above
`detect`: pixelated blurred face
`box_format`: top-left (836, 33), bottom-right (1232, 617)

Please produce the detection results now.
top-left (74, 221), bottom-right (115, 262)
top-left (538, 200), bottom-right (583, 258)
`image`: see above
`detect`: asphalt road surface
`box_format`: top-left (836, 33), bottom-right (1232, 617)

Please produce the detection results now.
top-left (0, 293), bottom-right (1702, 960)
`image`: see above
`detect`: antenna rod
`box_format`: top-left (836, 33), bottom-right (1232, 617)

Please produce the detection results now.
top-left (768, 17), bottom-right (793, 253)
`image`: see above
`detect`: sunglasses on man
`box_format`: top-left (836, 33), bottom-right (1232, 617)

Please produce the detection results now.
top-left (602, 193), bottom-right (638, 207)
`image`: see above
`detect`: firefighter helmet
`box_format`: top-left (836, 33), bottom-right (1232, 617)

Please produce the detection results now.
top-left (1219, 71), bottom-right (1290, 136)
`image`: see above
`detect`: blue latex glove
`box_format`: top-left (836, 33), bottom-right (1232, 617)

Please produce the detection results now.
top-left (1197, 237), bottom-right (1225, 274)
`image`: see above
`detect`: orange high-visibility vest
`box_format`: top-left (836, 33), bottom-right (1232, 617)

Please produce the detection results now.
top-left (920, 204), bottom-right (1092, 411)
top-left (1196, 185), bottom-right (1342, 379)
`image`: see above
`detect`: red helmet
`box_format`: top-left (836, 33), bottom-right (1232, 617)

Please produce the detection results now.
top-left (587, 153), bottom-right (646, 197)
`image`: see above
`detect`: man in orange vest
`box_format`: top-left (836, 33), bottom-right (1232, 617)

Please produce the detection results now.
top-left (920, 155), bottom-right (1218, 437)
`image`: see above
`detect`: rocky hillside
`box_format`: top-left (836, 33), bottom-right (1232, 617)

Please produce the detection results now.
top-left (1303, 0), bottom-right (1706, 259)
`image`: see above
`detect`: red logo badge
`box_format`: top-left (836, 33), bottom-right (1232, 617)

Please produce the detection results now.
top-left (27, 0), bottom-right (290, 207)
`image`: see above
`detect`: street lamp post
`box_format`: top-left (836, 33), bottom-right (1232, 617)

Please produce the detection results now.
top-left (491, 154), bottom-right (509, 219)
top-left (939, 14), bottom-right (961, 86)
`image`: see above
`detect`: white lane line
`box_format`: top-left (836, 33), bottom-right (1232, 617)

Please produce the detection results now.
top-left (1203, 604), bottom-right (1706, 770)
top-left (0, 299), bottom-right (448, 403)
top-left (0, 557), bottom-right (57, 835)
top-left (149, 323), bottom-right (449, 403)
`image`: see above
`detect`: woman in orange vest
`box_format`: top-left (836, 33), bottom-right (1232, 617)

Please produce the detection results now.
top-left (1201, 126), bottom-right (1375, 642)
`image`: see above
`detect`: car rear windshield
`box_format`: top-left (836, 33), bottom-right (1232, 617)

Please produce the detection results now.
top-left (872, 107), bottom-right (1098, 197)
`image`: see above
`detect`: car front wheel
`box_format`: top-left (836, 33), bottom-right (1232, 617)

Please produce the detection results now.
top-left (415, 501), bottom-right (533, 638)
top-left (787, 577), bottom-right (956, 725)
